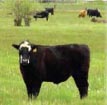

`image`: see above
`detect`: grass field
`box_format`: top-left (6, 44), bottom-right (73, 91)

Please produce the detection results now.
top-left (0, 1), bottom-right (106, 105)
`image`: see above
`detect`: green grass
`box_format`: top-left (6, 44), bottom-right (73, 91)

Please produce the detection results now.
top-left (0, 1), bottom-right (106, 105)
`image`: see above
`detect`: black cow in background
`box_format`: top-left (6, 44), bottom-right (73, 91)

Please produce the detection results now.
top-left (12, 40), bottom-right (90, 99)
top-left (33, 10), bottom-right (49, 21)
top-left (87, 8), bottom-right (102, 17)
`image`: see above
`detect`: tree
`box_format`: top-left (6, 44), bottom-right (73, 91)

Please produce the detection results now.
top-left (4, 0), bottom-right (32, 26)
top-left (13, 0), bottom-right (31, 26)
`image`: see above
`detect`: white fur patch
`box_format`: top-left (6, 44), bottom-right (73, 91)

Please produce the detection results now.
top-left (19, 41), bottom-right (31, 51)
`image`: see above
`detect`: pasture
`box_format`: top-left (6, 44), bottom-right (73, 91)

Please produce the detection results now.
top-left (0, 1), bottom-right (106, 105)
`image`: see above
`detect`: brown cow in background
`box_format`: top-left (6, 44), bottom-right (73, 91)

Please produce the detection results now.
top-left (78, 10), bottom-right (87, 18)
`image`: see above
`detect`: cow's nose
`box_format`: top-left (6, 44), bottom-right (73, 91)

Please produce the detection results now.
top-left (22, 59), bottom-right (29, 62)
top-left (22, 58), bottom-right (30, 65)
top-left (20, 55), bottom-right (30, 65)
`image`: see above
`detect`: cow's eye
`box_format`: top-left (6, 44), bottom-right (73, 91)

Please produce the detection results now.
top-left (19, 50), bottom-right (23, 54)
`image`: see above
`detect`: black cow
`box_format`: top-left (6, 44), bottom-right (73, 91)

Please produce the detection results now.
top-left (12, 40), bottom-right (90, 99)
top-left (33, 10), bottom-right (49, 21)
top-left (87, 9), bottom-right (102, 17)
top-left (45, 7), bottom-right (54, 15)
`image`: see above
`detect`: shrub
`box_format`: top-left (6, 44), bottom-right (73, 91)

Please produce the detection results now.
top-left (4, 0), bottom-right (33, 26)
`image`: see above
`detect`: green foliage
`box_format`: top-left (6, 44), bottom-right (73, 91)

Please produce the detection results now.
top-left (2, 0), bottom-right (43, 17)
top-left (3, 0), bottom-right (30, 17)
top-left (2, 0), bottom-right (44, 26)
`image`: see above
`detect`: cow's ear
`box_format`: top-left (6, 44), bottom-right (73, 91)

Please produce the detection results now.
top-left (12, 44), bottom-right (19, 50)
top-left (31, 44), bottom-right (38, 53)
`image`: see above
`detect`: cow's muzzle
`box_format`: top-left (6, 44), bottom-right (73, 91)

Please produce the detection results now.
top-left (20, 55), bottom-right (30, 65)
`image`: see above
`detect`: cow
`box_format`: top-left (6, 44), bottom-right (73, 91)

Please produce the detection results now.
top-left (87, 8), bottom-right (102, 17)
top-left (78, 10), bottom-right (87, 18)
top-left (33, 10), bottom-right (49, 21)
top-left (12, 40), bottom-right (90, 99)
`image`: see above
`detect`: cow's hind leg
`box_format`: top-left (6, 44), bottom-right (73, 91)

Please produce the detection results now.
top-left (72, 70), bottom-right (89, 99)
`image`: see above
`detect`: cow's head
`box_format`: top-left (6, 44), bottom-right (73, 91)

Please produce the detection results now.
top-left (12, 40), bottom-right (37, 65)
top-left (50, 8), bottom-right (54, 15)
top-left (98, 12), bottom-right (102, 17)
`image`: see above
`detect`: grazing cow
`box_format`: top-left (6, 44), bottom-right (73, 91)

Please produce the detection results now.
top-left (78, 10), bottom-right (87, 18)
top-left (33, 10), bottom-right (49, 21)
top-left (91, 17), bottom-right (107, 23)
top-left (12, 40), bottom-right (90, 99)
top-left (87, 9), bottom-right (102, 17)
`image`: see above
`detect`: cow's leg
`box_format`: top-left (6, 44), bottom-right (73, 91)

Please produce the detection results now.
top-left (26, 83), bottom-right (33, 99)
top-left (32, 82), bottom-right (42, 98)
top-left (25, 81), bottom-right (42, 99)
top-left (72, 70), bottom-right (89, 99)
top-left (35, 17), bottom-right (37, 21)
top-left (46, 16), bottom-right (48, 21)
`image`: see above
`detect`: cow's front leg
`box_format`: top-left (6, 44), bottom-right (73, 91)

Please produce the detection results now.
top-left (26, 83), bottom-right (33, 99)
top-left (26, 81), bottom-right (42, 99)
top-left (32, 82), bottom-right (42, 98)
top-left (46, 16), bottom-right (48, 21)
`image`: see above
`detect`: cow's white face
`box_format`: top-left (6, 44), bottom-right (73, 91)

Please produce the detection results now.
top-left (19, 41), bottom-right (32, 65)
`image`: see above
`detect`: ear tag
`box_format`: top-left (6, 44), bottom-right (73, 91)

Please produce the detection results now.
top-left (33, 48), bottom-right (37, 53)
